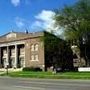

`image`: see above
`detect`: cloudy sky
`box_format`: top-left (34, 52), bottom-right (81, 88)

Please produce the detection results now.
top-left (0, 0), bottom-right (77, 35)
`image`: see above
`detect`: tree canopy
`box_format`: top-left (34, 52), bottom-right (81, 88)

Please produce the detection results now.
top-left (54, 0), bottom-right (90, 43)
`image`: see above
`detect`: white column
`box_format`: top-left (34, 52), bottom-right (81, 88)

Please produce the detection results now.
top-left (6, 46), bottom-right (9, 68)
top-left (0, 47), bottom-right (1, 67)
top-left (23, 46), bottom-right (25, 67)
top-left (14, 45), bottom-right (17, 68)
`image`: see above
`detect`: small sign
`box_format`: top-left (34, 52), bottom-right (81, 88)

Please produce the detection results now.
top-left (78, 67), bottom-right (90, 72)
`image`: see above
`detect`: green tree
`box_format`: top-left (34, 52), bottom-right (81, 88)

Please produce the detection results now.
top-left (41, 32), bottom-right (73, 71)
top-left (54, 0), bottom-right (90, 67)
top-left (54, 0), bottom-right (90, 45)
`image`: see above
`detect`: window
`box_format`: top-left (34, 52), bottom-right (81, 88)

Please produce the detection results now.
top-left (35, 44), bottom-right (39, 51)
top-left (31, 44), bottom-right (34, 51)
top-left (31, 55), bottom-right (39, 61)
top-left (35, 55), bottom-right (38, 61)
top-left (31, 55), bottom-right (34, 61)
top-left (31, 44), bottom-right (39, 51)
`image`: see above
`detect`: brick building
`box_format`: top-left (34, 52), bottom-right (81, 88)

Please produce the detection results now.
top-left (0, 31), bottom-right (73, 71)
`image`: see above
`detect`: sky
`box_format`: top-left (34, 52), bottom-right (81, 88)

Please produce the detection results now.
top-left (0, 0), bottom-right (78, 35)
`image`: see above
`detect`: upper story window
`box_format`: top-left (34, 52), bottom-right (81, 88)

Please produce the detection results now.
top-left (31, 44), bottom-right (34, 51)
top-left (31, 44), bottom-right (39, 51)
top-left (35, 44), bottom-right (39, 51)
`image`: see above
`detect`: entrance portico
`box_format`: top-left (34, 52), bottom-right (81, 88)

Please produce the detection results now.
top-left (0, 42), bottom-right (25, 68)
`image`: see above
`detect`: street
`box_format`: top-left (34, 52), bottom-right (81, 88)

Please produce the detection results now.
top-left (0, 77), bottom-right (90, 90)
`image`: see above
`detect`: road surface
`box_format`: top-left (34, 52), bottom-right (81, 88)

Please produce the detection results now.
top-left (0, 77), bottom-right (90, 90)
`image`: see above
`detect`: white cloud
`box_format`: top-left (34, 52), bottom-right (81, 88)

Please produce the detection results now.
top-left (11, 0), bottom-right (20, 7)
top-left (31, 10), bottom-right (59, 33)
top-left (15, 17), bottom-right (25, 28)
top-left (35, 10), bottom-right (55, 22)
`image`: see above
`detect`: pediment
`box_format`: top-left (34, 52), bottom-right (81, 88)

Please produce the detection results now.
top-left (6, 32), bottom-right (16, 39)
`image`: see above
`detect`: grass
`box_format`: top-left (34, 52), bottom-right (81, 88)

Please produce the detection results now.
top-left (2, 71), bottom-right (90, 79)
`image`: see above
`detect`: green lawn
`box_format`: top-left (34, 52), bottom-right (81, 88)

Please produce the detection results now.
top-left (2, 71), bottom-right (90, 79)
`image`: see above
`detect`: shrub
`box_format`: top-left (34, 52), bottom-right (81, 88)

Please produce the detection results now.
top-left (23, 67), bottom-right (42, 72)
